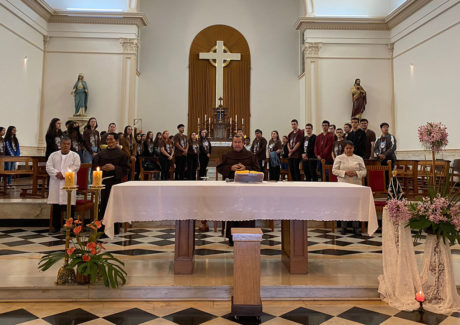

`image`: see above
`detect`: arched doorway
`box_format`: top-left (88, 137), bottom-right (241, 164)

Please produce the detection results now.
top-left (188, 25), bottom-right (251, 138)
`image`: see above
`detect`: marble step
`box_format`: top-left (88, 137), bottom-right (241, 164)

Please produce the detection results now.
top-left (0, 285), bottom-right (381, 301)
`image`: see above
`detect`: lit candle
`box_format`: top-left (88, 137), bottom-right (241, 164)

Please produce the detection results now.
top-left (209, 117), bottom-right (211, 126)
top-left (198, 117), bottom-right (200, 124)
top-left (92, 167), bottom-right (102, 186)
top-left (64, 170), bottom-right (75, 187)
top-left (416, 291), bottom-right (425, 302)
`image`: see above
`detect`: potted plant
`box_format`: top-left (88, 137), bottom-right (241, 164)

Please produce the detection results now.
top-left (38, 219), bottom-right (127, 288)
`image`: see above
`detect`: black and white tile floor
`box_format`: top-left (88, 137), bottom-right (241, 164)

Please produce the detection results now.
top-left (0, 301), bottom-right (459, 324)
top-left (0, 226), bottom-right (444, 258)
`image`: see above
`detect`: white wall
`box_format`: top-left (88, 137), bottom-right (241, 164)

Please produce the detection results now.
top-left (138, 0), bottom-right (300, 138)
top-left (303, 30), bottom-right (393, 134)
top-left (0, 0), bottom-right (45, 150)
top-left (392, 0), bottom-right (460, 150)
top-left (42, 23), bottom-right (138, 137)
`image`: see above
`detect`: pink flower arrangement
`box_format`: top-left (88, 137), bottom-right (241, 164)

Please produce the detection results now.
top-left (389, 194), bottom-right (460, 244)
top-left (417, 122), bottom-right (448, 152)
top-left (387, 199), bottom-right (412, 224)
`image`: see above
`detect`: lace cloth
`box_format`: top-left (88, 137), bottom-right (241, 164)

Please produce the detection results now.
top-left (378, 207), bottom-right (422, 311)
top-left (421, 235), bottom-right (460, 314)
top-left (103, 181), bottom-right (378, 238)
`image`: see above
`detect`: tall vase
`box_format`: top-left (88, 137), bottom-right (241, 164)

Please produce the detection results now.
top-left (421, 234), bottom-right (460, 314)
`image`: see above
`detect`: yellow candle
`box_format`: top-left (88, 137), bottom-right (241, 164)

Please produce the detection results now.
top-left (92, 167), bottom-right (102, 186)
top-left (64, 170), bottom-right (75, 187)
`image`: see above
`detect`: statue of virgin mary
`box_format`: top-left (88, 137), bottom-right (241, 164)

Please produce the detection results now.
top-left (71, 74), bottom-right (88, 116)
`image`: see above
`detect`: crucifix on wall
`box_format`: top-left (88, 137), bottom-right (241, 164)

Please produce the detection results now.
top-left (199, 40), bottom-right (241, 107)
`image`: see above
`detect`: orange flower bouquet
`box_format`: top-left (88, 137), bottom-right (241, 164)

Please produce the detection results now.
top-left (38, 219), bottom-right (127, 288)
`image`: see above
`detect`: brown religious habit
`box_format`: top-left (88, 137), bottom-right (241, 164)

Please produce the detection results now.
top-left (217, 146), bottom-right (259, 246)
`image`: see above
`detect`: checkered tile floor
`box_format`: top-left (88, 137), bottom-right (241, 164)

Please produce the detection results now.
top-left (0, 301), bottom-right (458, 324)
top-left (0, 226), bottom-right (447, 258)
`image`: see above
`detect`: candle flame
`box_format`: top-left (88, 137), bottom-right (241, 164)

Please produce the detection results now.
top-left (97, 167), bottom-right (100, 172)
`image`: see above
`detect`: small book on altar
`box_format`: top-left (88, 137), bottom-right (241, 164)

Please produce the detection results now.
top-left (234, 170), bottom-right (264, 183)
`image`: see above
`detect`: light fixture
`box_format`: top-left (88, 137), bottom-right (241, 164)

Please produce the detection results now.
top-left (23, 56), bottom-right (28, 70)
top-left (410, 64), bottom-right (415, 75)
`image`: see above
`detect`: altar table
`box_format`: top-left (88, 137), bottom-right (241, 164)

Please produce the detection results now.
top-left (104, 181), bottom-right (378, 274)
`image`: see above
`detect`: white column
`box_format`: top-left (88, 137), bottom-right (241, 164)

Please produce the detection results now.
top-left (37, 36), bottom-right (49, 149)
top-left (120, 38), bottom-right (139, 128)
top-left (303, 42), bottom-right (321, 129)
top-left (388, 43), bottom-right (396, 136)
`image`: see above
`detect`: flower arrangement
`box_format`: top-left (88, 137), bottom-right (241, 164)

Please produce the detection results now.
top-left (38, 219), bottom-right (127, 288)
top-left (417, 122), bottom-right (448, 153)
top-left (388, 182), bottom-right (460, 244)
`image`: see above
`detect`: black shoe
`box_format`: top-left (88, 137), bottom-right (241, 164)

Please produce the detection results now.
top-left (340, 228), bottom-right (347, 235)
top-left (49, 227), bottom-right (60, 235)
top-left (353, 228), bottom-right (362, 235)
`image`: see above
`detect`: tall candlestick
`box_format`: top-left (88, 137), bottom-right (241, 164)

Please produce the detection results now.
top-left (92, 167), bottom-right (102, 186)
top-left (64, 170), bottom-right (75, 187)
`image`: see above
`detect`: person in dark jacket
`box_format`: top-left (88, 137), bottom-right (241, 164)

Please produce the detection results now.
top-left (301, 123), bottom-right (317, 181)
top-left (45, 118), bottom-right (63, 159)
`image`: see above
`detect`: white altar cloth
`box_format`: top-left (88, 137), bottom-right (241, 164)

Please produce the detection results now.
top-left (103, 181), bottom-right (378, 238)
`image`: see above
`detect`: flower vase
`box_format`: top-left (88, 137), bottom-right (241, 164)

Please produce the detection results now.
top-left (420, 234), bottom-right (460, 313)
top-left (75, 269), bottom-right (90, 285)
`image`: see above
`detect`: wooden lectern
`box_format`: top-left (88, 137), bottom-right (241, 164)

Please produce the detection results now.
top-left (231, 228), bottom-right (263, 320)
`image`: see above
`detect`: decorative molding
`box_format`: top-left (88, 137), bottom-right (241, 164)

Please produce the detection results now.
top-left (385, 0), bottom-right (433, 29)
top-left (120, 38), bottom-right (139, 54)
top-left (18, 2), bottom-right (149, 28)
top-left (296, 0), bottom-right (433, 31)
top-left (49, 11), bottom-right (149, 28)
top-left (303, 42), bottom-right (322, 58)
top-left (298, 72), bottom-right (305, 80)
top-left (20, 0), bottom-right (54, 21)
top-left (296, 17), bottom-right (389, 31)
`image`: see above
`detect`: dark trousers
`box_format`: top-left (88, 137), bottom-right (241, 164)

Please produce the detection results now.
top-left (175, 156), bottom-right (186, 180)
top-left (257, 160), bottom-right (265, 172)
top-left (187, 154), bottom-right (198, 180)
top-left (225, 220), bottom-right (256, 244)
top-left (159, 155), bottom-right (171, 180)
top-left (269, 164), bottom-right (280, 181)
top-left (134, 155), bottom-right (141, 180)
top-left (100, 179), bottom-right (121, 234)
top-left (198, 154), bottom-right (209, 179)
top-left (302, 159), bottom-right (318, 181)
top-left (288, 158), bottom-right (301, 181)
top-left (52, 204), bottom-right (75, 231)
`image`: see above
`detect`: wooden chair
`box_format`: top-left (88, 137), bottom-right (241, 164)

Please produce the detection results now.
top-left (451, 159), bottom-right (460, 184)
top-left (321, 159), bottom-right (336, 232)
top-left (416, 160), bottom-right (450, 196)
top-left (280, 158), bottom-right (289, 181)
top-left (139, 157), bottom-right (161, 180)
top-left (75, 163), bottom-right (94, 223)
top-left (363, 161), bottom-right (392, 233)
top-left (394, 160), bottom-right (418, 198)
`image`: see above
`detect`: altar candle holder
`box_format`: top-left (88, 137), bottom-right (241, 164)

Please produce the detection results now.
top-left (56, 185), bottom-right (78, 285)
top-left (89, 184), bottom-right (106, 223)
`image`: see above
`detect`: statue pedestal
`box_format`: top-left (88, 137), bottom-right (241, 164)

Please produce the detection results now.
top-left (69, 116), bottom-right (90, 132)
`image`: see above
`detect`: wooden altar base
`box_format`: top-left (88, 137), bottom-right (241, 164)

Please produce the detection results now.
top-left (175, 220), bottom-right (309, 275)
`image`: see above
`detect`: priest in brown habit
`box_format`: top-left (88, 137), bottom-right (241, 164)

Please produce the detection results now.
top-left (217, 134), bottom-right (259, 245)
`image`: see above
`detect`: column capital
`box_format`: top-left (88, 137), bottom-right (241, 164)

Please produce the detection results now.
top-left (387, 43), bottom-right (394, 56)
top-left (303, 42), bottom-right (322, 59)
top-left (120, 38), bottom-right (139, 54)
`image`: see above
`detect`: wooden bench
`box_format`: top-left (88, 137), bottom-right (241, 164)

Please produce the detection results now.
top-left (0, 157), bottom-right (35, 194)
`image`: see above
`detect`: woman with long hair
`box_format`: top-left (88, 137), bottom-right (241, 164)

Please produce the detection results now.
top-left (268, 130), bottom-right (282, 180)
top-left (0, 127), bottom-right (6, 157)
top-left (5, 126), bottom-right (20, 185)
top-left (45, 118), bottom-right (63, 158)
top-left (159, 130), bottom-right (174, 180)
top-left (134, 133), bottom-right (143, 180)
top-left (120, 125), bottom-right (137, 161)
top-left (68, 121), bottom-right (84, 161)
top-left (153, 132), bottom-right (162, 157)
top-left (187, 132), bottom-right (200, 180)
top-left (82, 117), bottom-right (100, 163)
top-left (143, 131), bottom-right (155, 157)
top-left (198, 129), bottom-right (212, 179)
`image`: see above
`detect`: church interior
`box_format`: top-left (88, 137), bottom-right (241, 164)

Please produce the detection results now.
top-left (1, 0), bottom-right (460, 324)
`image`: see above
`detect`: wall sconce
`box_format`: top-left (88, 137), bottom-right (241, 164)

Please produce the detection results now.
top-left (23, 56), bottom-right (28, 70)
top-left (410, 64), bottom-right (415, 75)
